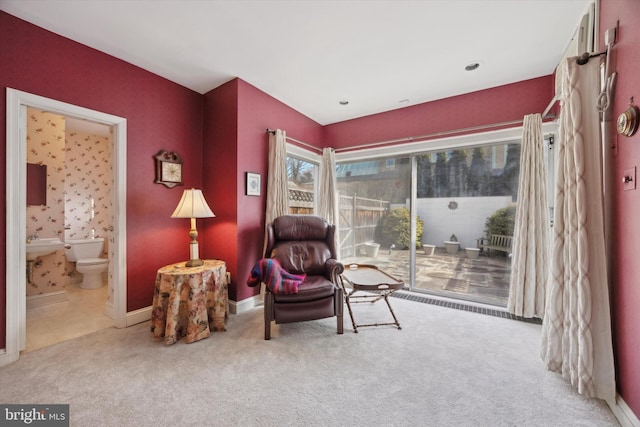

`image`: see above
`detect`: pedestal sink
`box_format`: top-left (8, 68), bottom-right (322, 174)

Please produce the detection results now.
top-left (26, 237), bottom-right (65, 261)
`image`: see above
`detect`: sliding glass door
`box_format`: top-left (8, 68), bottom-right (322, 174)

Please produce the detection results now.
top-left (337, 139), bottom-right (525, 308)
top-left (412, 142), bottom-right (520, 306)
top-left (336, 155), bottom-right (412, 284)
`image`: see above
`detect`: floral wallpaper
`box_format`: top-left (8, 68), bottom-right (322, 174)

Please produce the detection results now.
top-left (63, 128), bottom-right (114, 293)
top-left (26, 108), bottom-right (114, 298)
top-left (64, 130), bottom-right (113, 241)
top-left (26, 109), bottom-right (66, 297)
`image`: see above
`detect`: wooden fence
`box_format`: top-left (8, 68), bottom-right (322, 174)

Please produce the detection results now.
top-left (338, 194), bottom-right (389, 258)
top-left (289, 189), bottom-right (389, 257)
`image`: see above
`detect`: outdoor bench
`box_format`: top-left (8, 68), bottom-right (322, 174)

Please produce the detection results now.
top-left (480, 234), bottom-right (513, 256)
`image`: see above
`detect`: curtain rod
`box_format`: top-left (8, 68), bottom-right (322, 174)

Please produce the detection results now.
top-left (267, 103), bottom-right (558, 154)
top-left (333, 120), bottom-right (519, 152)
top-left (266, 128), bottom-right (323, 153)
top-left (332, 113), bottom-right (557, 153)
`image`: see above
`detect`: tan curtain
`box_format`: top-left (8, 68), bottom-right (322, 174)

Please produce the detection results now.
top-left (264, 129), bottom-right (289, 251)
top-left (540, 58), bottom-right (615, 402)
top-left (508, 113), bottom-right (549, 318)
top-left (318, 147), bottom-right (339, 258)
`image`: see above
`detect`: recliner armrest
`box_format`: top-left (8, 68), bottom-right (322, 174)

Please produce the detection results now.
top-left (324, 259), bottom-right (344, 284)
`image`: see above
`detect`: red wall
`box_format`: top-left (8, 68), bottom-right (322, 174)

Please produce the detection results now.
top-left (202, 78), bottom-right (323, 301)
top-left (601, 0), bottom-right (640, 417)
top-left (235, 79), bottom-right (324, 301)
top-left (324, 76), bottom-right (553, 148)
top-left (202, 79), bottom-right (240, 299)
top-left (2, 7), bottom-right (639, 420)
top-left (0, 11), bottom-right (204, 348)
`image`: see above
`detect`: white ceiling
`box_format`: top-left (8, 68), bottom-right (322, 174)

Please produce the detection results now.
top-left (1, 0), bottom-right (594, 125)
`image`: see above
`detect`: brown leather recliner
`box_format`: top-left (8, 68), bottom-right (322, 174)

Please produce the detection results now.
top-left (252, 215), bottom-right (344, 340)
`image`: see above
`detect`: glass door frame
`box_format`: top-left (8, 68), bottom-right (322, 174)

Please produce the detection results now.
top-left (335, 123), bottom-right (557, 295)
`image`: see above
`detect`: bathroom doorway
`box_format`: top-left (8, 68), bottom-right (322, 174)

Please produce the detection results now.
top-left (24, 109), bottom-right (114, 352)
top-left (3, 88), bottom-right (127, 366)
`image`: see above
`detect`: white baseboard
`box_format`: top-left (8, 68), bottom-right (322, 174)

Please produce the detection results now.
top-left (609, 394), bottom-right (640, 427)
top-left (125, 306), bottom-right (152, 327)
top-left (26, 291), bottom-right (69, 309)
top-left (230, 295), bottom-right (262, 315)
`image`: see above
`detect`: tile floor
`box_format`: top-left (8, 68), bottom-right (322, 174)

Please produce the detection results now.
top-left (24, 284), bottom-right (112, 353)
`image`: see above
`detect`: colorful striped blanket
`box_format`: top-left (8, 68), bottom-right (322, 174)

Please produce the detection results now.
top-left (246, 258), bottom-right (306, 294)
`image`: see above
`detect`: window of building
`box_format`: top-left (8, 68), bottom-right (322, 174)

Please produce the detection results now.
top-left (335, 124), bottom-right (557, 307)
top-left (286, 144), bottom-right (320, 215)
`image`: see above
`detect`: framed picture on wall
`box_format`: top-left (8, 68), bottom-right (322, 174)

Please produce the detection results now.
top-left (246, 172), bottom-right (261, 196)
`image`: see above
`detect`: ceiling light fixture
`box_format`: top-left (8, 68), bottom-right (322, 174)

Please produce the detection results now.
top-left (465, 62), bottom-right (480, 71)
top-left (339, 100), bottom-right (349, 105)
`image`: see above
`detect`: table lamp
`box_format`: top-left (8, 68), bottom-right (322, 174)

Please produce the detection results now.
top-left (171, 188), bottom-right (215, 267)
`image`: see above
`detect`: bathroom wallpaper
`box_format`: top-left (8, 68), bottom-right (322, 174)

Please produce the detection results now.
top-left (64, 130), bottom-right (113, 241)
top-left (26, 108), bottom-right (114, 298)
top-left (63, 128), bottom-right (114, 293)
top-left (26, 109), bottom-right (66, 297)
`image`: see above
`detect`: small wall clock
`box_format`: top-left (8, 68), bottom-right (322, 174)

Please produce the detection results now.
top-left (154, 150), bottom-right (183, 188)
top-left (617, 98), bottom-right (639, 138)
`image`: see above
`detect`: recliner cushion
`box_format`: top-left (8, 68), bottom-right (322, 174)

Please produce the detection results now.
top-left (272, 215), bottom-right (329, 241)
top-left (272, 241), bottom-right (331, 275)
top-left (272, 275), bottom-right (336, 303)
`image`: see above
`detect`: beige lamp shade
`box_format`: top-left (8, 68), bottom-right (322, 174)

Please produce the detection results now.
top-left (171, 188), bottom-right (214, 267)
top-left (171, 189), bottom-right (215, 219)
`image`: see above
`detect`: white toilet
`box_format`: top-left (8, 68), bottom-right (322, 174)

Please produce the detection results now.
top-left (65, 238), bottom-right (109, 289)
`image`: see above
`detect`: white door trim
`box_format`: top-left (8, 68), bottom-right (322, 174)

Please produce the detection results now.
top-left (3, 88), bottom-right (127, 366)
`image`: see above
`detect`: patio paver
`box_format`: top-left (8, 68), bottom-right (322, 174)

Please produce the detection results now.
top-left (342, 246), bottom-right (511, 307)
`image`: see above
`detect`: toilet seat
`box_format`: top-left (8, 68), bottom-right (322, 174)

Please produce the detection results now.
top-left (77, 258), bottom-right (108, 267)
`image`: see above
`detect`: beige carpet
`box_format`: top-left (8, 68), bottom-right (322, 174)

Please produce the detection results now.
top-left (0, 295), bottom-right (619, 426)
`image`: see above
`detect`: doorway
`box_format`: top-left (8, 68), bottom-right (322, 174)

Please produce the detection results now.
top-left (3, 88), bottom-right (127, 366)
top-left (24, 108), bottom-right (114, 352)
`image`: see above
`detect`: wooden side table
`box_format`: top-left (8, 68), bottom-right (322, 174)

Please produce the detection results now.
top-left (151, 259), bottom-right (228, 345)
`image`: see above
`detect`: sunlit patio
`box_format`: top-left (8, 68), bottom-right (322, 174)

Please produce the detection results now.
top-left (342, 245), bottom-right (511, 307)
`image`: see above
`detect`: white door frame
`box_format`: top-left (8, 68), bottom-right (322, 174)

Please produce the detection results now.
top-left (3, 88), bottom-right (127, 366)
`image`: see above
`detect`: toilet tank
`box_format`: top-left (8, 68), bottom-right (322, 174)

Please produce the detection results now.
top-left (65, 238), bottom-right (104, 261)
